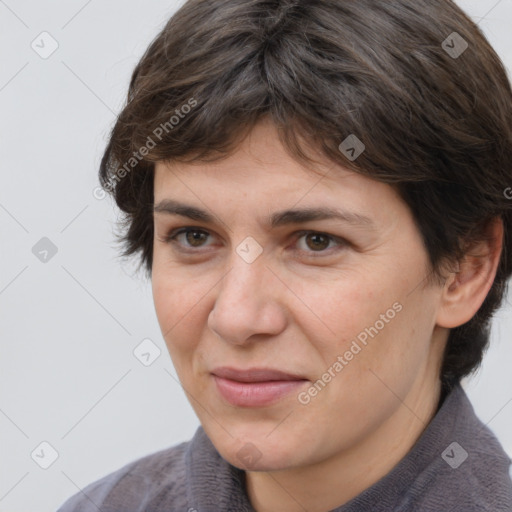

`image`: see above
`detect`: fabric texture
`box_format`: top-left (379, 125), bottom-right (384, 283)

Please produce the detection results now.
top-left (57, 382), bottom-right (512, 511)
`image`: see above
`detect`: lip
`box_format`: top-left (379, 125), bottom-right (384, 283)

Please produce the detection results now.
top-left (211, 367), bottom-right (308, 407)
top-left (212, 366), bottom-right (306, 382)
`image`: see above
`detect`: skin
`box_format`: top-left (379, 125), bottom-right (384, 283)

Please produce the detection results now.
top-left (151, 118), bottom-right (503, 512)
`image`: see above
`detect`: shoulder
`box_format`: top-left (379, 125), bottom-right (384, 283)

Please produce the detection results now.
top-left (343, 382), bottom-right (512, 512)
top-left (411, 384), bottom-right (512, 511)
top-left (57, 438), bottom-right (190, 511)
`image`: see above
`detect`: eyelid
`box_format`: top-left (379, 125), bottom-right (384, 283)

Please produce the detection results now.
top-left (162, 226), bottom-right (348, 255)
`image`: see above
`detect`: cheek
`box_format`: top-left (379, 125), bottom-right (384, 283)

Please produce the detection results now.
top-left (151, 267), bottom-right (209, 350)
top-left (303, 264), bottom-right (427, 373)
top-left (329, 287), bottom-right (438, 410)
top-left (291, 271), bottom-right (381, 355)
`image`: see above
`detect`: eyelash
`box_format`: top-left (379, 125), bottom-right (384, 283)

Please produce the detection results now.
top-left (162, 227), bottom-right (348, 257)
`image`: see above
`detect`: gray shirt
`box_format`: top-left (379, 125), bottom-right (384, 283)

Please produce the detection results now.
top-left (57, 383), bottom-right (512, 511)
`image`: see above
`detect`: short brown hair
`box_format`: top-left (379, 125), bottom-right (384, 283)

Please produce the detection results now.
top-left (99, 0), bottom-right (512, 387)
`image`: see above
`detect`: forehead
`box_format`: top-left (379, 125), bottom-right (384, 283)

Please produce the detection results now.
top-left (153, 119), bottom-right (407, 225)
top-left (155, 118), bottom-right (348, 183)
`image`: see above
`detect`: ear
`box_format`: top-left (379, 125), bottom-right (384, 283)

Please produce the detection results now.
top-left (436, 217), bottom-right (504, 329)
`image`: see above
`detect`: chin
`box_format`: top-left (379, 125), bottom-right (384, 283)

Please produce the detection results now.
top-left (212, 427), bottom-right (303, 472)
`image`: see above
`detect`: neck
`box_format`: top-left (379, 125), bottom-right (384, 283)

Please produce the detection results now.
top-left (245, 362), bottom-right (443, 512)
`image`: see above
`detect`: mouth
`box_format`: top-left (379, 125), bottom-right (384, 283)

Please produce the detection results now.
top-left (211, 366), bottom-right (309, 407)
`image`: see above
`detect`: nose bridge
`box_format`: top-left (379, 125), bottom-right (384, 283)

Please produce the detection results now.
top-left (208, 247), bottom-right (286, 343)
top-left (218, 249), bottom-right (269, 311)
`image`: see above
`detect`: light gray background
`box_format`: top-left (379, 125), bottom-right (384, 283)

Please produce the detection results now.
top-left (0, 1), bottom-right (511, 511)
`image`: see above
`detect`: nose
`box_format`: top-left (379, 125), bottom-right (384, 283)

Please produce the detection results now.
top-left (207, 253), bottom-right (287, 345)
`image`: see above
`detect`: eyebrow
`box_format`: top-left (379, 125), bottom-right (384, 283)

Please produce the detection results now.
top-left (153, 199), bottom-right (375, 229)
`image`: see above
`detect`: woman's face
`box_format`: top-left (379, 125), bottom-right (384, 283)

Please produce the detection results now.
top-left (151, 119), bottom-right (448, 472)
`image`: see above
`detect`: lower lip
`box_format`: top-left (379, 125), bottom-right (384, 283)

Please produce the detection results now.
top-left (213, 375), bottom-right (308, 407)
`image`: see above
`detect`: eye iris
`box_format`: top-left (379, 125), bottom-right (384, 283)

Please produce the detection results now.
top-left (306, 233), bottom-right (329, 251)
top-left (186, 230), bottom-right (207, 247)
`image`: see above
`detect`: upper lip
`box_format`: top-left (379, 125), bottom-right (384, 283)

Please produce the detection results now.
top-left (212, 366), bottom-right (307, 383)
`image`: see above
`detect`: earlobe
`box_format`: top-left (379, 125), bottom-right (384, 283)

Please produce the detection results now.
top-left (436, 217), bottom-right (504, 329)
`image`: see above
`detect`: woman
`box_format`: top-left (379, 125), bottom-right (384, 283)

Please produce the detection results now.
top-left (58, 0), bottom-right (512, 510)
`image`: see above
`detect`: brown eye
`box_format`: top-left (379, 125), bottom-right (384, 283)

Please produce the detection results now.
top-left (185, 230), bottom-right (208, 247)
top-left (304, 233), bottom-right (331, 251)
top-left (294, 231), bottom-right (347, 256)
top-left (164, 228), bottom-right (213, 250)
